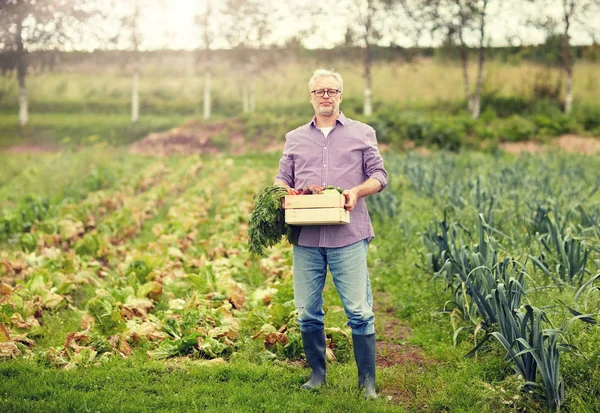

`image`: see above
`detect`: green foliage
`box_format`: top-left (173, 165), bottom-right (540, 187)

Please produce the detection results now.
top-left (497, 115), bottom-right (538, 142)
top-left (74, 233), bottom-right (100, 256)
top-left (247, 185), bottom-right (295, 256)
top-left (574, 104), bottom-right (600, 132)
top-left (0, 195), bottom-right (50, 241)
top-left (86, 292), bottom-right (125, 336)
top-left (18, 232), bottom-right (37, 252)
top-left (125, 260), bottom-right (153, 284)
top-left (0, 113), bottom-right (184, 148)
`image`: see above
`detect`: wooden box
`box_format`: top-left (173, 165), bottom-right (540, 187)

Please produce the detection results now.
top-left (283, 193), bottom-right (350, 226)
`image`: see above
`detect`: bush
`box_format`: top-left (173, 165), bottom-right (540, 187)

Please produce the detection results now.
top-left (530, 98), bottom-right (563, 117)
top-left (363, 107), bottom-right (409, 144)
top-left (404, 117), bottom-right (432, 145)
top-left (473, 121), bottom-right (499, 141)
top-left (497, 115), bottom-right (538, 142)
top-left (479, 107), bottom-right (497, 124)
top-left (428, 118), bottom-right (467, 151)
top-left (533, 113), bottom-right (578, 137)
top-left (480, 94), bottom-right (529, 117)
top-left (574, 105), bottom-right (600, 132)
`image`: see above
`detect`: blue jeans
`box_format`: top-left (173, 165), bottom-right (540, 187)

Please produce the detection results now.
top-left (293, 239), bottom-right (375, 336)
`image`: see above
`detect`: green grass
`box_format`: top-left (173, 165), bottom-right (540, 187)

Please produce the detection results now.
top-left (0, 113), bottom-right (185, 148)
top-left (0, 147), bottom-right (153, 210)
top-left (0, 359), bottom-right (403, 413)
top-left (0, 352), bottom-right (542, 413)
top-left (1, 59), bottom-right (599, 117)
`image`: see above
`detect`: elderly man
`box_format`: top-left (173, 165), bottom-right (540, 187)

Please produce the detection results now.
top-left (274, 69), bottom-right (387, 399)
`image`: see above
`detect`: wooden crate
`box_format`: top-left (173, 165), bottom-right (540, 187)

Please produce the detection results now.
top-left (284, 193), bottom-right (350, 225)
top-left (283, 193), bottom-right (345, 209)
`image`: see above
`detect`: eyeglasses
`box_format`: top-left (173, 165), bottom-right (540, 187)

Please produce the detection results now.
top-left (311, 89), bottom-right (341, 98)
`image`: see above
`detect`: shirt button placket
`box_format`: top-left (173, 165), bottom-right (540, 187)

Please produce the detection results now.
top-left (322, 146), bottom-right (328, 186)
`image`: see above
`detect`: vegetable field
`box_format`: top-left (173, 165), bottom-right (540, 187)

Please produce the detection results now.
top-left (1, 148), bottom-right (600, 412)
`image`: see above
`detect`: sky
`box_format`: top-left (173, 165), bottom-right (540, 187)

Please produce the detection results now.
top-left (27, 0), bottom-right (600, 51)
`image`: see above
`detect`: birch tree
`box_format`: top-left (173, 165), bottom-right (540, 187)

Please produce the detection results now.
top-left (195, 0), bottom-right (218, 120)
top-left (102, 0), bottom-right (162, 123)
top-left (385, 0), bottom-right (439, 49)
top-left (122, 0), bottom-right (142, 123)
top-left (0, 0), bottom-right (94, 126)
top-left (427, 0), bottom-right (491, 119)
top-left (350, 0), bottom-right (387, 117)
top-left (221, 0), bottom-right (273, 113)
top-left (529, 0), bottom-right (600, 113)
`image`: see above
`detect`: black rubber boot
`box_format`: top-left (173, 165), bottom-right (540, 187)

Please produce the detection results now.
top-left (301, 329), bottom-right (327, 390)
top-left (353, 333), bottom-right (377, 399)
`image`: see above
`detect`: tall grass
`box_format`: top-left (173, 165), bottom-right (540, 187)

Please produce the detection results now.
top-left (1, 59), bottom-right (599, 114)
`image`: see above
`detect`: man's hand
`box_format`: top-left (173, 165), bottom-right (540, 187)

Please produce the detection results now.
top-left (342, 188), bottom-right (359, 211)
top-left (342, 178), bottom-right (383, 211)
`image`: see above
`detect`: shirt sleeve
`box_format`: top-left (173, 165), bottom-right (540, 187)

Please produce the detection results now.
top-left (363, 126), bottom-right (387, 192)
top-left (274, 133), bottom-right (294, 187)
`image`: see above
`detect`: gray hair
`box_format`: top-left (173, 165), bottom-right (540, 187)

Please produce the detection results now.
top-left (308, 69), bottom-right (343, 92)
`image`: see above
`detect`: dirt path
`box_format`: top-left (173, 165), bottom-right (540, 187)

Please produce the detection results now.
top-left (373, 291), bottom-right (431, 404)
top-left (499, 134), bottom-right (600, 155)
top-left (4, 143), bottom-right (61, 153)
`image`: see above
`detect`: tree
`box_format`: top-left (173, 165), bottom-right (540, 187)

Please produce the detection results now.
top-left (429, 0), bottom-right (491, 120)
top-left (0, 0), bottom-right (94, 126)
top-left (120, 0), bottom-right (143, 123)
top-left (195, 0), bottom-right (218, 120)
top-left (101, 0), bottom-right (165, 123)
top-left (386, 0), bottom-right (439, 49)
top-left (221, 0), bottom-right (276, 113)
top-left (349, 0), bottom-right (388, 117)
top-left (529, 0), bottom-right (600, 113)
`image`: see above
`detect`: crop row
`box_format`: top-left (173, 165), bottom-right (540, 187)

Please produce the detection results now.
top-left (368, 152), bottom-right (600, 412)
top-left (0, 155), bottom-right (353, 368)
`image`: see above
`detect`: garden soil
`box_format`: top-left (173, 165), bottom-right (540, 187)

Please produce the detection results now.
top-left (128, 119), bottom-right (281, 156)
top-left (499, 134), bottom-right (600, 155)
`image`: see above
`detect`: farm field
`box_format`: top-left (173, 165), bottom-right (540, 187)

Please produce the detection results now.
top-left (1, 147), bottom-right (599, 412)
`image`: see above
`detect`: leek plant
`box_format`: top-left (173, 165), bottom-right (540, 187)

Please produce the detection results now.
top-left (530, 215), bottom-right (590, 288)
top-left (578, 205), bottom-right (600, 242)
top-left (497, 306), bottom-right (566, 413)
top-left (366, 190), bottom-right (399, 222)
top-left (574, 273), bottom-right (600, 312)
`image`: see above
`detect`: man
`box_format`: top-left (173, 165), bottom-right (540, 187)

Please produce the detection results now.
top-left (274, 69), bottom-right (387, 399)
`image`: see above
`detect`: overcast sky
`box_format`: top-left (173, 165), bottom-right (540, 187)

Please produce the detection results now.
top-left (73, 0), bottom-right (600, 51)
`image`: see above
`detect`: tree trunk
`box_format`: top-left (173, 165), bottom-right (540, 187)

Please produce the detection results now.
top-left (565, 67), bottom-right (573, 114)
top-left (18, 60), bottom-right (28, 127)
top-left (200, 0), bottom-right (212, 120)
top-left (203, 67), bottom-right (211, 120)
top-left (363, 43), bottom-right (373, 117)
top-left (459, 44), bottom-right (473, 115)
top-left (16, 15), bottom-right (28, 126)
top-left (472, 1), bottom-right (488, 120)
top-left (242, 86), bottom-right (249, 113)
top-left (562, 1), bottom-right (573, 114)
top-left (249, 81), bottom-right (256, 113)
top-left (363, 0), bottom-right (373, 117)
top-left (131, 68), bottom-right (139, 123)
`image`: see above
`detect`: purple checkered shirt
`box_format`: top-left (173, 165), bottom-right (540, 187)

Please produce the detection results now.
top-left (275, 112), bottom-right (388, 248)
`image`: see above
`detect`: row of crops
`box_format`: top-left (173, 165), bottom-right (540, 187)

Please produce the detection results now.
top-left (368, 152), bottom-right (600, 412)
top-left (0, 151), bottom-right (358, 371)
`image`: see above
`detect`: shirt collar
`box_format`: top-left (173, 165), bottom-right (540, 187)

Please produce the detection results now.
top-left (308, 111), bottom-right (347, 129)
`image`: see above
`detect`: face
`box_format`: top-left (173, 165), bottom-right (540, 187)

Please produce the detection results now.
top-left (310, 76), bottom-right (343, 117)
